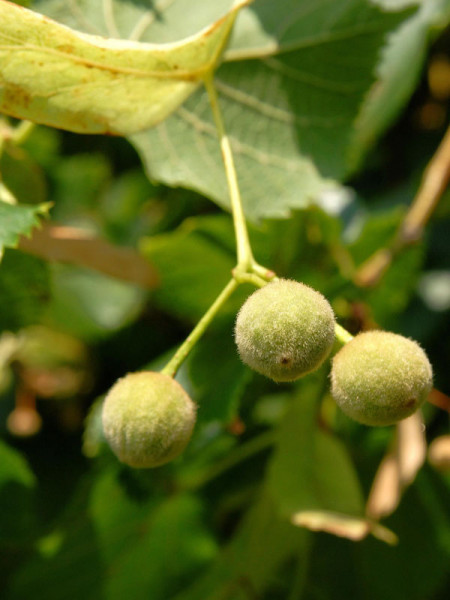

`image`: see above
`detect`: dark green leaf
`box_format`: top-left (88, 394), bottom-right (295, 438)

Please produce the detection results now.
top-left (0, 250), bottom-right (50, 332)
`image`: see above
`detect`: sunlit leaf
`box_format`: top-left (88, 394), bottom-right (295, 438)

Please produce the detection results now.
top-left (0, 0), bottom-right (251, 135)
top-left (132, 0), bottom-right (410, 219)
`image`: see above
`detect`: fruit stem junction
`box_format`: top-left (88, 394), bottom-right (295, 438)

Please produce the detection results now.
top-left (162, 77), bottom-right (355, 377)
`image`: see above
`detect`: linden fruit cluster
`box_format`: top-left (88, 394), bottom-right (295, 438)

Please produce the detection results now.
top-left (101, 278), bottom-right (433, 470)
top-left (235, 279), bottom-right (432, 426)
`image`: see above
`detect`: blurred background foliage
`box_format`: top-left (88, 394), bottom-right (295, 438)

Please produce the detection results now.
top-left (0, 1), bottom-right (450, 599)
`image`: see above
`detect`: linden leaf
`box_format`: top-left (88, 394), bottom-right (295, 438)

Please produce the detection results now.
top-left (0, 200), bottom-right (49, 259)
top-left (0, 0), bottom-right (251, 135)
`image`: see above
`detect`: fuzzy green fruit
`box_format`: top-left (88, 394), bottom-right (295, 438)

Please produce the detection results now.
top-left (331, 331), bottom-right (433, 426)
top-left (102, 371), bottom-right (196, 468)
top-left (235, 279), bottom-right (336, 382)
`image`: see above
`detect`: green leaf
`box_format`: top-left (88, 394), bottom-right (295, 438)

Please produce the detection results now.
top-left (140, 221), bottom-right (242, 323)
top-left (47, 263), bottom-right (147, 340)
top-left (188, 319), bottom-right (251, 424)
top-left (0, 201), bottom-right (49, 259)
top-left (0, 249), bottom-right (50, 332)
top-left (267, 377), bottom-right (365, 518)
top-left (89, 469), bottom-right (218, 600)
top-left (350, 0), bottom-right (450, 166)
top-left (174, 491), bottom-right (308, 600)
top-left (33, 0), bottom-right (240, 42)
top-left (0, 143), bottom-right (47, 206)
top-left (0, 439), bottom-right (36, 543)
top-left (0, 0), bottom-right (250, 135)
top-left (131, 0), bottom-right (410, 220)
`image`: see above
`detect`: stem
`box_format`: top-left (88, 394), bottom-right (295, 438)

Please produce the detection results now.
top-left (204, 75), bottom-right (254, 269)
top-left (161, 278), bottom-right (238, 377)
top-left (335, 323), bottom-right (354, 346)
top-left (12, 121), bottom-right (35, 145)
top-left (355, 125), bottom-right (450, 287)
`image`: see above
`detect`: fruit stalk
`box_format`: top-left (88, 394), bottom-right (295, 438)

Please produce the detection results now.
top-left (161, 278), bottom-right (239, 377)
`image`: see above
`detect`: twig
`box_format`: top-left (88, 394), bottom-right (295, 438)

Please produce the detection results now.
top-left (355, 126), bottom-right (450, 287)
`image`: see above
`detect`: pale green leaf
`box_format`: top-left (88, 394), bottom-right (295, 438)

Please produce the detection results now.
top-left (33, 0), bottom-right (240, 43)
top-left (0, 201), bottom-right (49, 258)
top-left (0, 0), bottom-right (250, 135)
top-left (131, 0), bottom-right (410, 219)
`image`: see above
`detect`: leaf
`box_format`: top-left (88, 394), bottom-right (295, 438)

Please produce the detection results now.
top-left (367, 412), bottom-right (427, 519)
top-left (357, 470), bottom-right (450, 600)
top-left (188, 319), bottom-right (251, 424)
top-left (350, 0), bottom-right (450, 166)
top-left (0, 0), bottom-right (251, 135)
top-left (0, 249), bottom-right (50, 332)
top-left (264, 376), bottom-right (390, 542)
top-left (174, 491), bottom-right (308, 600)
top-left (0, 142), bottom-right (48, 206)
top-left (89, 470), bottom-right (218, 600)
top-left (32, 0), bottom-right (240, 42)
top-left (0, 439), bottom-right (36, 543)
top-left (268, 380), bottom-right (365, 518)
top-left (131, 0), bottom-right (410, 219)
top-left (47, 262), bottom-right (147, 340)
top-left (0, 201), bottom-right (49, 259)
top-left (140, 219), bottom-right (246, 323)
top-left (292, 511), bottom-right (397, 545)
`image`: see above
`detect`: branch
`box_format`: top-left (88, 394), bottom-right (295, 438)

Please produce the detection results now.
top-left (18, 223), bottom-right (159, 289)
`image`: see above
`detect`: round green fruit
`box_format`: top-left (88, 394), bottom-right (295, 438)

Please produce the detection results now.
top-left (101, 371), bottom-right (196, 468)
top-left (235, 279), bottom-right (336, 382)
top-left (331, 331), bottom-right (433, 426)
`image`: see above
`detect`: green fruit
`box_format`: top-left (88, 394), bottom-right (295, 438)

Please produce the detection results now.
top-left (331, 331), bottom-right (433, 426)
top-left (235, 279), bottom-right (336, 382)
top-left (101, 371), bottom-right (196, 468)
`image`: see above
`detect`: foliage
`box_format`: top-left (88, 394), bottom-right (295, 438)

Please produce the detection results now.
top-left (0, 1), bottom-right (450, 599)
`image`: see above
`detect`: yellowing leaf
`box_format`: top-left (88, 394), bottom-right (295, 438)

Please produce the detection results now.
top-left (0, 0), bottom-right (251, 135)
top-left (291, 510), bottom-right (398, 545)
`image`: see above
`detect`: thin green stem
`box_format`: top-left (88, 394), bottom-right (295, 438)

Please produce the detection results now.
top-left (204, 75), bottom-right (254, 269)
top-left (161, 278), bottom-right (238, 377)
top-left (335, 322), bottom-right (354, 346)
